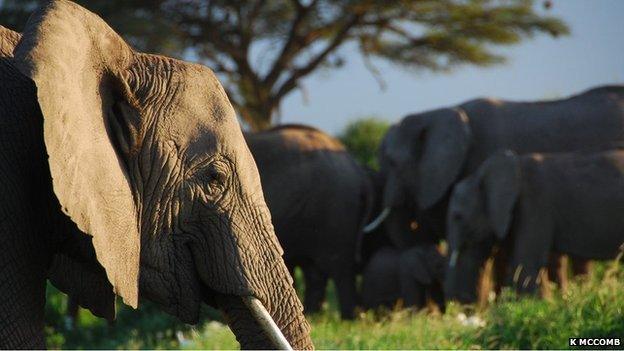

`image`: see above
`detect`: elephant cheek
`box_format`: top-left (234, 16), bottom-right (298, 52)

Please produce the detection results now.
top-left (383, 173), bottom-right (406, 208)
top-left (139, 240), bottom-right (203, 323)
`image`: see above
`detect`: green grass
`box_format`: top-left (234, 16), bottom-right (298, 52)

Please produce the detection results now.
top-left (45, 261), bottom-right (624, 349)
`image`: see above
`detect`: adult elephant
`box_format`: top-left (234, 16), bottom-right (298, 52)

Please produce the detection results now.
top-left (365, 87), bottom-right (623, 300)
top-left (368, 86), bottom-right (624, 246)
top-left (0, 2), bottom-right (312, 349)
top-left (446, 150), bottom-right (624, 301)
top-left (245, 125), bottom-right (372, 319)
top-left (361, 246), bottom-right (446, 312)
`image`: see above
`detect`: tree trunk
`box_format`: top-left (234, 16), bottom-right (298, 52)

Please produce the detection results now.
top-left (235, 79), bottom-right (277, 131)
top-left (239, 102), bottom-right (275, 132)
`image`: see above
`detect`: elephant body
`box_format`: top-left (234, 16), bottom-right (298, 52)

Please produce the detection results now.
top-left (245, 125), bottom-right (372, 319)
top-left (362, 247), bottom-right (401, 309)
top-left (374, 87), bottom-right (622, 302)
top-left (0, 45), bottom-right (68, 347)
top-left (0, 3), bottom-right (312, 349)
top-left (379, 86), bottom-right (624, 245)
top-left (446, 150), bottom-right (624, 301)
top-left (361, 246), bottom-right (445, 312)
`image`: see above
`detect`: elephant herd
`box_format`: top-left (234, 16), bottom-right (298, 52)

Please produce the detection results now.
top-left (1, 1), bottom-right (623, 349)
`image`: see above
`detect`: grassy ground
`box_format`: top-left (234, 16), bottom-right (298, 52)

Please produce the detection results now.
top-left (45, 260), bottom-right (623, 349)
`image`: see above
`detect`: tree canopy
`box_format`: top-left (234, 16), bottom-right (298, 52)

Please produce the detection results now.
top-left (0, 0), bottom-right (569, 130)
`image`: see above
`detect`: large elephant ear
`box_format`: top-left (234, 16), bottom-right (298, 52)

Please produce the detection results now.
top-left (479, 150), bottom-right (521, 240)
top-left (417, 108), bottom-right (472, 209)
top-left (14, 0), bottom-right (140, 307)
top-left (0, 25), bottom-right (20, 57)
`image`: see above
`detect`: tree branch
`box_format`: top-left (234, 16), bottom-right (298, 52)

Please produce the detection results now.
top-left (273, 14), bottom-right (362, 101)
top-left (262, 0), bottom-right (319, 87)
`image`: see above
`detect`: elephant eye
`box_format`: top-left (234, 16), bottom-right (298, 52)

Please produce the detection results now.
top-left (195, 160), bottom-right (230, 199)
top-left (206, 167), bottom-right (227, 188)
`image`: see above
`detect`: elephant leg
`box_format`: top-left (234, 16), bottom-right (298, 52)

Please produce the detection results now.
top-left (0, 242), bottom-right (48, 348)
top-left (302, 264), bottom-right (327, 315)
top-left (0, 201), bottom-right (50, 348)
top-left (331, 268), bottom-right (357, 320)
top-left (570, 256), bottom-right (593, 277)
top-left (505, 259), bottom-right (542, 296)
top-left (400, 279), bottom-right (426, 309)
top-left (429, 283), bottom-right (446, 314)
top-left (397, 259), bottom-right (426, 309)
top-left (492, 248), bottom-right (509, 295)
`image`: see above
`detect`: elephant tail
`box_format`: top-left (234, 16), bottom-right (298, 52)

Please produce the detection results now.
top-left (354, 167), bottom-right (375, 266)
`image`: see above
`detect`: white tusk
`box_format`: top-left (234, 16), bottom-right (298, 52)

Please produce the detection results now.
top-left (242, 296), bottom-right (293, 350)
top-left (449, 250), bottom-right (459, 268)
top-left (363, 207), bottom-right (391, 233)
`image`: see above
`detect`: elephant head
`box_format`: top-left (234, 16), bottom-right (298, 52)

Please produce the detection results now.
top-left (365, 108), bottom-right (471, 247)
top-left (444, 150), bottom-right (520, 303)
top-left (13, 1), bottom-right (311, 348)
top-left (381, 108), bottom-right (472, 210)
top-left (400, 245), bottom-right (447, 289)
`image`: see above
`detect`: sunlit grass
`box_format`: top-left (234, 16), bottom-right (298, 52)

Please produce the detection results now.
top-left (45, 260), bottom-right (624, 349)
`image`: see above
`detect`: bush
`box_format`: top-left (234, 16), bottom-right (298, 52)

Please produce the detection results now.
top-left (44, 284), bottom-right (221, 349)
top-left (338, 117), bottom-right (391, 170)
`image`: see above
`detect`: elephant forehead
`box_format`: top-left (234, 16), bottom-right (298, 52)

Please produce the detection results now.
top-left (131, 56), bottom-right (241, 155)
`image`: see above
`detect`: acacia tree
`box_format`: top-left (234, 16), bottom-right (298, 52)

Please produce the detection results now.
top-left (0, 0), bottom-right (568, 130)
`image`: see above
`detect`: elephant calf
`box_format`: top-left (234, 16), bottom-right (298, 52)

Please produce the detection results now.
top-left (362, 246), bottom-right (446, 312)
top-left (445, 150), bottom-right (624, 301)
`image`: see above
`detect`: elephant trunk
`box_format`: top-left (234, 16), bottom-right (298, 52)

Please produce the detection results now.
top-left (218, 267), bottom-right (312, 349)
top-left (196, 201), bottom-right (313, 349)
top-left (444, 248), bottom-right (481, 304)
top-left (242, 296), bottom-right (292, 350)
top-left (240, 231), bottom-right (313, 349)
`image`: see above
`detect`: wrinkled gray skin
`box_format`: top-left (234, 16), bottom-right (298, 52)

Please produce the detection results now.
top-left (378, 86), bottom-right (624, 247)
top-left (0, 2), bottom-right (312, 349)
top-left (446, 150), bottom-right (624, 302)
top-left (245, 125), bottom-right (372, 319)
top-left (361, 246), bottom-right (446, 312)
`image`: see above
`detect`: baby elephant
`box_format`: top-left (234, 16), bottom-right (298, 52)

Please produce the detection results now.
top-left (362, 246), bottom-right (446, 312)
top-left (445, 150), bottom-right (624, 302)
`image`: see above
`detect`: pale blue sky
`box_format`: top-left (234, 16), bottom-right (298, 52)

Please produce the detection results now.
top-left (279, 0), bottom-right (624, 135)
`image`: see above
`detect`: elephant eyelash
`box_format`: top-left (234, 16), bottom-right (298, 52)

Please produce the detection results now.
top-left (204, 167), bottom-right (227, 189)
top-left (190, 160), bottom-right (231, 200)
top-left (185, 157), bottom-right (217, 177)
top-left (185, 154), bottom-right (235, 177)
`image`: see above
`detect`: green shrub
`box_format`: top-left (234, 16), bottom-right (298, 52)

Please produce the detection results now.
top-left (338, 117), bottom-right (391, 170)
top-left (44, 284), bottom-right (221, 349)
top-left (475, 261), bottom-right (624, 349)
